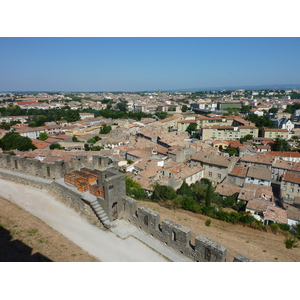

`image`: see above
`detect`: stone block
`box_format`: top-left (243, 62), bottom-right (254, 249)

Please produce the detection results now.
top-left (195, 235), bottom-right (227, 262)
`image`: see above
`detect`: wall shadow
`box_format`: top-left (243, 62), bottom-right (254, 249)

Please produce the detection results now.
top-left (0, 226), bottom-right (52, 262)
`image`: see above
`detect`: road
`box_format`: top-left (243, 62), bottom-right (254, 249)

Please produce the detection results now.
top-left (0, 178), bottom-right (168, 262)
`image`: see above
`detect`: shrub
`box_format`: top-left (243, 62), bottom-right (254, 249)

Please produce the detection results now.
top-left (284, 236), bottom-right (299, 249)
top-left (277, 223), bottom-right (290, 232)
top-left (205, 219), bottom-right (211, 227)
top-left (270, 223), bottom-right (280, 234)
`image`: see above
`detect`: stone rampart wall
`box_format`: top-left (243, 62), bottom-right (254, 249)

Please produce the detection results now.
top-left (120, 197), bottom-right (227, 262)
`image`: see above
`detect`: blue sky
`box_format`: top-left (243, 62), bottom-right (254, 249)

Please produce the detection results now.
top-left (1, 37), bottom-right (300, 92)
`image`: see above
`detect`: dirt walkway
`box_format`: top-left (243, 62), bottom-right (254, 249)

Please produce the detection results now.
top-left (0, 178), bottom-right (167, 262)
top-left (0, 196), bottom-right (99, 262)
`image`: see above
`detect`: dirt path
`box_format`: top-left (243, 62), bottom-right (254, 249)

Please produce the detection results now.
top-left (0, 178), bottom-right (167, 262)
top-left (0, 196), bottom-right (99, 262)
top-left (137, 200), bottom-right (300, 262)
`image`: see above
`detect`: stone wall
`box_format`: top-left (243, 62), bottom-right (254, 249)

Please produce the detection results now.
top-left (0, 153), bottom-right (118, 181)
top-left (119, 198), bottom-right (228, 262)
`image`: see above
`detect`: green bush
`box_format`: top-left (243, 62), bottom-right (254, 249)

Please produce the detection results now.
top-left (284, 236), bottom-right (299, 249)
top-left (270, 223), bottom-right (280, 234)
top-left (205, 219), bottom-right (211, 227)
top-left (151, 183), bottom-right (177, 202)
top-left (277, 223), bottom-right (290, 232)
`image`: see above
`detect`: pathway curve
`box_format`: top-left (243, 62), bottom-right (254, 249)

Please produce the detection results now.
top-left (0, 178), bottom-right (168, 262)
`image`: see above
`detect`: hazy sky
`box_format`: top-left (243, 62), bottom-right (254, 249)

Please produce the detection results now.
top-left (1, 37), bottom-right (300, 92)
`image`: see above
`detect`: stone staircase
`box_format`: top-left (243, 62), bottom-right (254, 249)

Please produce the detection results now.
top-left (90, 198), bottom-right (112, 229)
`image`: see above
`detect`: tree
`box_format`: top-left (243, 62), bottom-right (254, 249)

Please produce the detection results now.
top-left (240, 106), bottom-right (251, 113)
top-left (186, 123), bottom-right (197, 135)
top-left (205, 181), bottom-right (212, 207)
top-left (0, 132), bottom-right (37, 151)
top-left (181, 105), bottom-right (188, 112)
top-left (269, 107), bottom-right (279, 114)
top-left (100, 125), bottom-right (112, 134)
top-left (177, 181), bottom-right (194, 197)
top-left (151, 182), bottom-right (177, 202)
top-left (50, 143), bottom-right (63, 150)
top-left (72, 135), bottom-right (80, 142)
top-left (39, 132), bottom-right (48, 141)
top-left (271, 138), bottom-right (291, 152)
top-left (125, 177), bottom-right (148, 200)
top-left (223, 147), bottom-right (238, 156)
top-left (116, 101), bottom-right (128, 112)
top-left (154, 111), bottom-right (168, 120)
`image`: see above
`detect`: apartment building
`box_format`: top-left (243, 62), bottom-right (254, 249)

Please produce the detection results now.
top-left (263, 128), bottom-right (290, 140)
top-left (201, 125), bottom-right (258, 141)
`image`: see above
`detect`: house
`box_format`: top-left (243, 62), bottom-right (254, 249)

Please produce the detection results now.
top-left (246, 197), bottom-right (273, 223)
top-left (238, 154), bottom-right (275, 169)
top-left (79, 113), bottom-right (94, 120)
top-left (263, 206), bottom-right (288, 225)
top-left (227, 166), bottom-right (248, 187)
top-left (271, 160), bottom-right (300, 181)
top-left (189, 151), bottom-right (236, 186)
top-left (280, 171), bottom-right (300, 205)
top-left (272, 118), bottom-right (294, 132)
top-left (215, 183), bottom-right (242, 198)
top-left (16, 127), bottom-right (47, 139)
top-left (284, 204), bottom-right (300, 227)
top-left (155, 161), bottom-right (204, 190)
top-left (238, 145), bottom-right (257, 157)
top-left (212, 140), bottom-right (229, 151)
top-left (264, 151), bottom-right (300, 163)
top-left (244, 166), bottom-right (272, 187)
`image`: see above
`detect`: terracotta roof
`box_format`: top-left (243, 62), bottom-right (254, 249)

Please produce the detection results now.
top-left (31, 139), bottom-right (49, 149)
top-left (247, 166), bottom-right (272, 181)
top-left (264, 205), bottom-right (288, 224)
top-left (190, 152), bottom-right (235, 168)
top-left (178, 120), bottom-right (196, 123)
top-left (265, 151), bottom-right (300, 158)
top-left (238, 188), bottom-right (256, 202)
top-left (239, 154), bottom-right (275, 165)
top-left (246, 197), bottom-right (271, 212)
top-left (215, 183), bottom-right (242, 197)
top-left (282, 171), bottom-right (300, 184)
top-left (229, 166), bottom-right (248, 178)
top-left (228, 140), bottom-right (242, 148)
top-left (243, 183), bottom-right (273, 198)
top-left (272, 160), bottom-right (300, 172)
top-left (264, 128), bottom-right (289, 132)
top-left (45, 138), bottom-right (61, 144)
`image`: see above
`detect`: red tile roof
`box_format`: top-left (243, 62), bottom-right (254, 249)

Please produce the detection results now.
top-left (31, 139), bottom-right (49, 149)
top-left (282, 171), bottom-right (300, 184)
top-left (229, 166), bottom-right (248, 178)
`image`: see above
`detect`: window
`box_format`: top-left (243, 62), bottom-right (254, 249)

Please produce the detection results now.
top-left (209, 172), bottom-right (212, 177)
top-left (283, 186), bottom-right (287, 191)
top-left (218, 173), bottom-right (221, 179)
top-left (291, 188), bottom-right (294, 193)
top-left (205, 248), bottom-right (211, 261)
